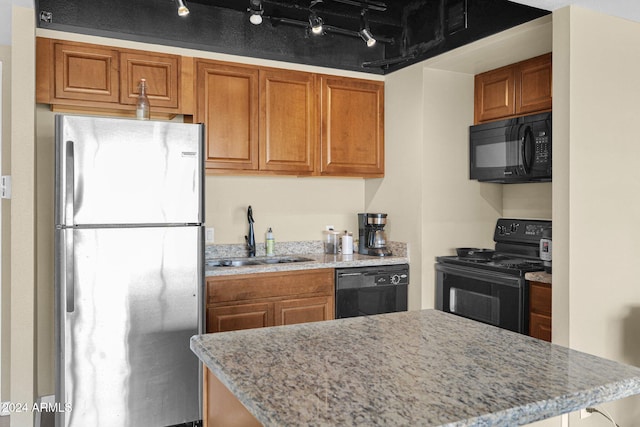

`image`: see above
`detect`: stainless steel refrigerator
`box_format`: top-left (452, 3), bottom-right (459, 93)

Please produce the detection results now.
top-left (54, 114), bottom-right (204, 427)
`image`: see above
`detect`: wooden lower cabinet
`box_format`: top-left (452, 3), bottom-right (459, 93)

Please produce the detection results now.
top-left (529, 281), bottom-right (552, 342)
top-left (204, 269), bottom-right (334, 426)
top-left (207, 302), bottom-right (272, 333)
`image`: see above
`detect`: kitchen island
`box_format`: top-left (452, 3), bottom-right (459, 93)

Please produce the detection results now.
top-left (190, 310), bottom-right (640, 426)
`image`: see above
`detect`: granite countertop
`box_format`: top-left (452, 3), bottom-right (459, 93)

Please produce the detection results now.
top-left (191, 310), bottom-right (640, 426)
top-left (525, 271), bottom-right (552, 284)
top-left (204, 241), bottom-right (409, 277)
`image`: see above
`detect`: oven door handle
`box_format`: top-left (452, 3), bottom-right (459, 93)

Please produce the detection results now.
top-left (436, 263), bottom-right (523, 287)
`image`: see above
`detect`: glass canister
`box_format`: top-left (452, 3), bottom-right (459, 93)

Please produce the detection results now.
top-left (323, 230), bottom-right (340, 254)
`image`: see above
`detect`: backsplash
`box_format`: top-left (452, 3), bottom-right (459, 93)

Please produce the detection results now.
top-left (205, 241), bottom-right (408, 259)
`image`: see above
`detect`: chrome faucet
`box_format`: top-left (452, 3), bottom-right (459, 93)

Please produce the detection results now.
top-left (245, 205), bottom-right (256, 257)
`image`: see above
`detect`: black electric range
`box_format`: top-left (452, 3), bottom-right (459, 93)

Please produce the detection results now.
top-left (435, 218), bottom-right (552, 334)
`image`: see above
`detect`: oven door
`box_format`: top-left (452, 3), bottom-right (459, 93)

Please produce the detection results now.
top-left (435, 263), bottom-right (528, 334)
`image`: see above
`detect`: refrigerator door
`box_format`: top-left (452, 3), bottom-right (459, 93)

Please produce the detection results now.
top-left (55, 226), bottom-right (203, 427)
top-left (55, 115), bottom-right (204, 227)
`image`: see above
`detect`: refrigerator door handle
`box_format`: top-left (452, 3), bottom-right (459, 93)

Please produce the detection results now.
top-left (64, 229), bottom-right (75, 313)
top-left (65, 140), bottom-right (75, 227)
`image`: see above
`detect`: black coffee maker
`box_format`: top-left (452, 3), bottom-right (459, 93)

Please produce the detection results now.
top-left (358, 213), bottom-right (392, 256)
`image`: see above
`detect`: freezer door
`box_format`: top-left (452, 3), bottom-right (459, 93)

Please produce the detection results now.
top-left (55, 226), bottom-right (203, 427)
top-left (55, 115), bottom-right (204, 226)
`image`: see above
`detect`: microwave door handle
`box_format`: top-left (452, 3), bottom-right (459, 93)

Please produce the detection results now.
top-left (521, 125), bottom-right (534, 174)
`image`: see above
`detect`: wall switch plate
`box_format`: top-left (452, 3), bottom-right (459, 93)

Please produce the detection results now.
top-left (205, 227), bottom-right (214, 244)
top-left (1, 176), bottom-right (11, 199)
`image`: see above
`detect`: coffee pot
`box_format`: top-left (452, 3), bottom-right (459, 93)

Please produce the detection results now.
top-left (358, 213), bottom-right (392, 256)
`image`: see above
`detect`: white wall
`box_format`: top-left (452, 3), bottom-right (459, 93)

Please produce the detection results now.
top-left (553, 6), bottom-right (640, 426)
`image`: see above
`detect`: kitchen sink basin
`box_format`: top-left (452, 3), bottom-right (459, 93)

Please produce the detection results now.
top-left (206, 256), bottom-right (316, 268)
top-left (260, 256), bottom-right (315, 264)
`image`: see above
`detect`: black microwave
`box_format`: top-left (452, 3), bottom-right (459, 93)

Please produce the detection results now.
top-left (469, 112), bottom-right (551, 183)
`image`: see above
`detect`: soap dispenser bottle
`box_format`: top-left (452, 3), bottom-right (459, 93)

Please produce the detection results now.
top-left (265, 227), bottom-right (275, 256)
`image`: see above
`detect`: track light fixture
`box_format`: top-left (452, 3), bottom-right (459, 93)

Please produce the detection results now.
top-left (308, 12), bottom-right (323, 35)
top-left (176, 0), bottom-right (189, 17)
top-left (359, 28), bottom-right (376, 47)
top-left (248, 0), bottom-right (263, 25)
top-left (359, 9), bottom-right (376, 47)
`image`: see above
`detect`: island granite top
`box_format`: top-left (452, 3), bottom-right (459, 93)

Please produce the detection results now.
top-left (191, 310), bottom-right (640, 427)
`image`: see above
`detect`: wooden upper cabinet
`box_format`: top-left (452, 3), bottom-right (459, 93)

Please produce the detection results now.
top-left (260, 69), bottom-right (316, 174)
top-left (52, 41), bottom-right (120, 104)
top-left (36, 37), bottom-right (189, 116)
top-left (474, 53), bottom-right (552, 124)
top-left (195, 60), bottom-right (259, 170)
top-left (119, 52), bottom-right (180, 109)
top-left (320, 76), bottom-right (384, 177)
top-left (474, 67), bottom-right (515, 123)
top-left (516, 53), bottom-right (552, 115)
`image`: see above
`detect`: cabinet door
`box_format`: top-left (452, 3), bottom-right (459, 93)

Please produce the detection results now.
top-left (530, 313), bottom-right (552, 342)
top-left (320, 76), bottom-right (384, 177)
top-left (207, 303), bottom-right (273, 333)
top-left (516, 53), bottom-right (552, 115)
top-left (529, 281), bottom-right (552, 342)
top-left (53, 41), bottom-right (120, 103)
top-left (260, 69), bottom-right (317, 173)
top-left (120, 52), bottom-right (180, 109)
top-left (474, 67), bottom-right (515, 123)
top-left (196, 60), bottom-right (259, 171)
top-left (275, 296), bottom-right (333, 326)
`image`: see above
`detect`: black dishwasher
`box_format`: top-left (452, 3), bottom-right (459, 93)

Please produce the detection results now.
top-left (335, 264), bottom-right (409, 319)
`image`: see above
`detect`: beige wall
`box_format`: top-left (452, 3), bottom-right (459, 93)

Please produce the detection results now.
top-left (503, 183), bottom-right (552, 219)
top-left (205, 176), bottom-right (364, 244)
top-left (421, 68), bottom-right (504, 308)
top-left (0, 43), bottom-right (10, 402)
top-left (553, 6), bottom-right (640, 426)
top-left (368, 61), bottom-right (425, 310)
top-left (10, 5), bottom-right (36, 427)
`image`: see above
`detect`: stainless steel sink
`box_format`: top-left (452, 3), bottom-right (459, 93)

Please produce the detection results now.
top-left (260, 256), bottom-right (315, 264)
top-left (206, 256), bottom-right (315, 268)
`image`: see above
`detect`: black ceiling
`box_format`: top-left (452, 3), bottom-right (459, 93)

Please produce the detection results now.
top-left (35, 0), bottom-right (549, 74)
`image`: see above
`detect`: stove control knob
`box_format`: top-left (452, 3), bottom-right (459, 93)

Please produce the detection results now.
top-left (391, 274), bottom-right (401, 285)
top-left (497, 225), bottom-right (507, 235)
top-left (510, 223), bottom-right (519, 232)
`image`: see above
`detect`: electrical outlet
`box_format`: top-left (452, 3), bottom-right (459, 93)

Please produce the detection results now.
top-left (325, 225), bottom-right (334, 231)
top-left (205, 227), bottom-right (215, 244)
top-left (580, 408), bottom-right (592, 419)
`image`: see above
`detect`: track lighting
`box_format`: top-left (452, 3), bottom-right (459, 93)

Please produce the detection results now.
top-left (176, 0), bottom-right (189, 17)
top-left (309, 12), bottom-right (323, 35)
top-left (359, 28), bottom-right (376, 47)
top-left (359, 9), bottom-right (376, 47)
top-left (248, 0), bottom-right (263, 25)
